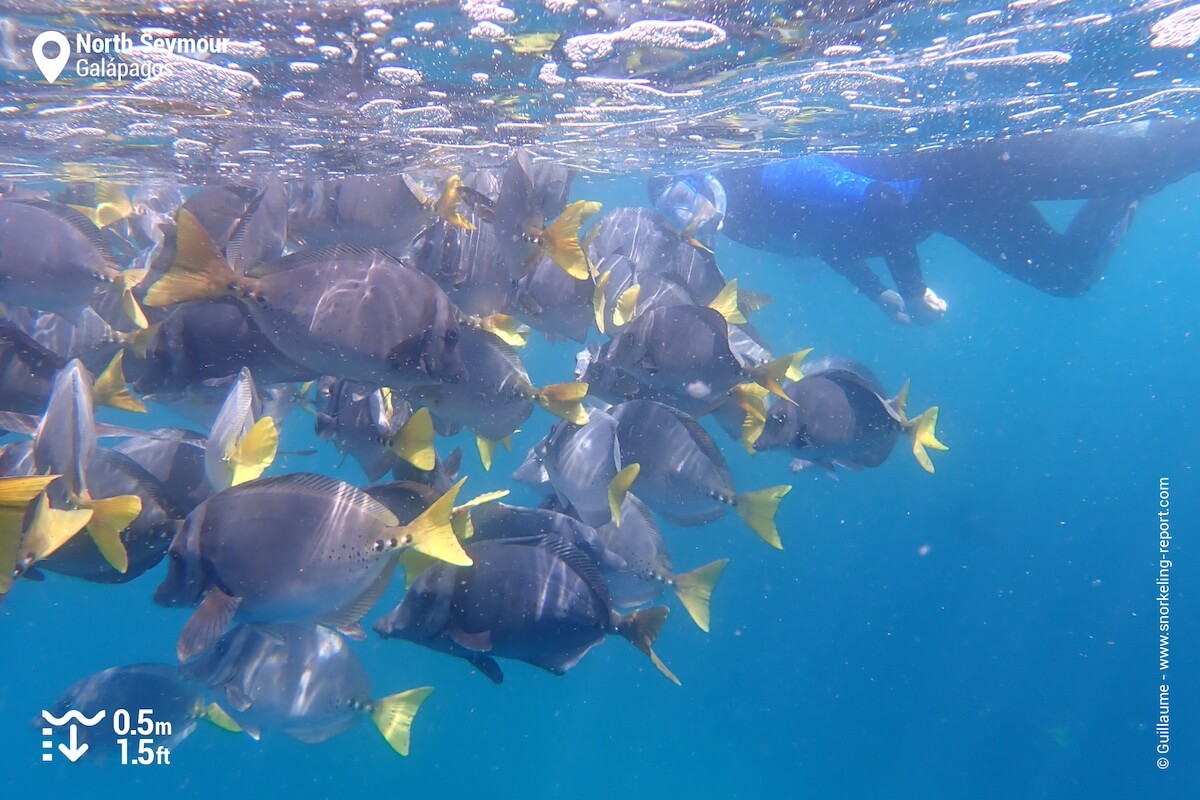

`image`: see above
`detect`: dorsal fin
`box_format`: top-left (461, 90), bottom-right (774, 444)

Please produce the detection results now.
top-left (236, 473), bottom-right (399, 526)
top-left (10, 199), bottom-right (115, 262)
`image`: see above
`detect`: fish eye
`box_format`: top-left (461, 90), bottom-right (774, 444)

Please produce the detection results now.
top-left (445, 330), bottom-right (459, 345)
top-left (772, 411), bottom-right (787, 424)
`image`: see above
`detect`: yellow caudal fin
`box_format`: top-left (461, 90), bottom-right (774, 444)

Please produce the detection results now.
top-left (592, 270), bottom-right (611, 334)
top-left (907, 406), bottom-right (948, 474)
top-left (143, 209), bottom-right (238, 307)
top-left (785, 348), bottom-right (813, 382)
top-left (451, 490), bottom-right (510, 541)
top-left (203, 703), bottom-right (243, 734)
top-left (534, 382), bottom-right (590, 425)
top-left (734, 485), bottom-right (791, 550)
top-left (94, 351), bottom-right (147, 413)
top-left (607, 463), bottom-right (640, 526)
top-left (590, 269), bottom-right (613, 333)
top-left (435, 176), bottom-right (475, 231)
top-left (708, 279), bottom-right (746, 324)
top-left (371, 686), bottom-right (434, 757)
top-left (472, 314), bottom-right (528, 347)
top-left (399, 478), bottom-right (471, 566)
top-left (0, 475), bottom-right (59, 506)
top-left (19, 493), bottom-right (93, 565)
top-left (71, 183), bottom-right (134, 228)
top-left (229, 416), bottom-right (279, 486)
top-left (729, 383), bottom-right (768, 454)
top-left (391, 408), bottom-right (436, 471)
top-left (85, 493), bottom-right (142, 573)
top-left (120, 323), bottom-right (159, 360)
top-left (613, 284), bottom-right (641, 327)
top-left (615, 606), bottom-right (680, 686)
top-left (672, 558), bottom-right (729, 633)
top-left (750, 355), bottom-right (797, 404)
top-left (114, 269), bottom-right (150, 331)
top-left (739, 289), bottom-right (773, 314)
top-left (891, 379), bottom-right (911, 422)
top-left (541, 200), bottom-right (601, 280)
top-left (398, 549), bottom-right (437, 589)
top-left (475, 435), bottom-right (496, 472)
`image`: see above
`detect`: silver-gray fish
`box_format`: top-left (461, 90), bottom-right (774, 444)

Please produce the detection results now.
top-left (180, 623), bottom-right (432, 755)
top-left (374, 530), bottom-right (678, 684)
top-left (144, 213), bottom-right (466, 389)
top-left (154, 473), bottom-right (469, 661)
top-left (609, 399), bottom-right (790, 549)
top-left (753, 356), bottom-right (947, 475)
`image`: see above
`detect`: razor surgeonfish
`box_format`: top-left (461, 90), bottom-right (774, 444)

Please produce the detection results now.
top-left (754, 356), bottom-right (947, 475)
top-left (314, 377), bottom-right (435, 480)
top-left (609, 399), bottom-right (791, 549)
top-left (42, 663), bottom-right (228, 762)
top-left (0, 199), bottom-right (147, 328)
top-left (550, 492), bottom-right (729, 632)
top-left (406, 327), bottom-right (588, 467)
top-left (154, 473), bottom-right (470, 661)
top-left (516, 408), bottom-right (640, 528)
top-left (144, 214), bottom-right (467, 389)
top-left (374, 528), bottom-right (678, 685)
top-left (181, 623), bottom-right (433, 755)
top-left (204, 367), bottom-right (280, 491)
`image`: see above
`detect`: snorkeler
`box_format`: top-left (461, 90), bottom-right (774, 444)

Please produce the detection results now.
top-left (653, 120), bottom-right (1200, 324)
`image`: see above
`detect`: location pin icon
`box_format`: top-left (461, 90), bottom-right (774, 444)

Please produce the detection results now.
top-left (32, 31), bottom-right (70, 83)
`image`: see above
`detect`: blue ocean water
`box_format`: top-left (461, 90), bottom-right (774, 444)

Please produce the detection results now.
top-left (1, 171), bottom-right (1195, 798)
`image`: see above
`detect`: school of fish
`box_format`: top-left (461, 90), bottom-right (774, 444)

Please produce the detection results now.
top-left (2, 151), bottom-right (947, 759)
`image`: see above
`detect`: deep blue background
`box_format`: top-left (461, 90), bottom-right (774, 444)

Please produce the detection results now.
top-left (2, 174), bottom-right (1195, 798)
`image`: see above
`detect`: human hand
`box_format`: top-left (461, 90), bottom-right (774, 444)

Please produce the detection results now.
top-left (906, 288), bottom-right (947, 325)
top-left (877, 289), bottom-right (912, 325)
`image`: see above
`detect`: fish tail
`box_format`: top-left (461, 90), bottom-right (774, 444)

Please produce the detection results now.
top-left (671, 558), bottom-right (730, 633)
top-left (607, 463), bottom-right (640, 526)
top-left (708, 279), bottom-right (746, 324)
top-left (120, 322), bottom-right (159, 360)
top-left (143, 209), bottom-right (240, 307)
top-left (729, 382), bottom-right (768, 454)
top-left (229, 416), bottom-right (279, 486)
top-left (785, 348), bottom-right (813, 382)
top-left (83, 493), bottom-right (142, 573)
top-left (614, 606), bottom-right (680, 686)
top-left (541, 200), bottom-right (601, 280)
top-left (734, 485), bottom-right (792, 550)
top-left (117, 269), bottom-right (150, 329)
top-left (202, 703), bottom-right (243, 734)
top-left (613, 284), bottom-right (641, 326)
top-left (435, 176), bottom-right (475, 231)
top-left (93, 351), bottom-right (147, 413)
top-left (0, 475), bottom-right (58, 506)
top-left (371, 686), bottom-right (434, 757)
top-left (534, 382), bottom-right (590, 425)
top-left (398, 477), bottom-right (472, 566)
top-left (592, 270), bottom-right (612, 333)
top-left (398, 549), bottom-right (438, 589)
top-left (906, 406), bottom-right (948, 474)
top-left (450, 489), bottom-right (509, 541)
top-left (470, 314), bottom-right (528, 347)
top-left (749, 355), bottom-right (797, 404)
top-left (390, 407), bottom-right (436, 471)
top-left (739, 289), bottom-right (773, 314)
top-left (891, 379), bottom-right (912, 421)
top-left (18, 492), bottom-right (93, 567)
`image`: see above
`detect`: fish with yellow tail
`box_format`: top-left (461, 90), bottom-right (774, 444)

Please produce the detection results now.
top-left (155, 474), bottom-right (471, 662)
top-left (181, 623), bottom-right (434, 755)
top-left (754, 356), bottom-right (948, 477)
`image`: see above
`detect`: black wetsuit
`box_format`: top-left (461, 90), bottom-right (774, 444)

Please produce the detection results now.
top-left (717, 121), bottom-right (1200, 302)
